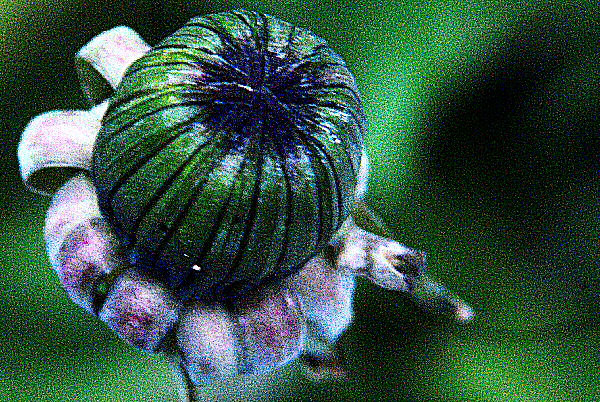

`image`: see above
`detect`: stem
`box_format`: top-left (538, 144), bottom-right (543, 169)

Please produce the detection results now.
top-left (175, 359), bottom-right (200, 402)
top-left (411, 274), bottom-right (475, 322)
top-left (159, 329), bottom-right (201, 402)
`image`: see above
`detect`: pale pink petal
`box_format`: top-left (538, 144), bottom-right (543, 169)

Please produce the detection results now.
top-left (177, 304), bottom-right (239, 385)
top-left (18, 102), bottom-right (107, 195)
top-left (235, 287), bottom-right (306, 375)
top-left (75, 26), bottom-right (150, 104)
top-left (99, 270), bottom-right (180, 352)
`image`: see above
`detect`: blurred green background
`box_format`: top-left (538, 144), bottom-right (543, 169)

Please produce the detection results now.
top-left (1, 0), bottom-right (598, 400)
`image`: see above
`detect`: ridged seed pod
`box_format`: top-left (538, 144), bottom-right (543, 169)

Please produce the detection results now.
top-left (92, 10), bottom-right (366, 302)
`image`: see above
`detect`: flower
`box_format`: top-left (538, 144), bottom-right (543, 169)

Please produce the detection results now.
top-left (18, 25), bottom-right (472, 398)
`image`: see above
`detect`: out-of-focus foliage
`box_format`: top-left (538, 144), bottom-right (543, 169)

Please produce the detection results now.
top-left (1, 1), bottom-right (598, 400)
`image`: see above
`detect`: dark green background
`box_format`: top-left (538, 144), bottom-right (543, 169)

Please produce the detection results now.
top-left (1, 1), bottom-right (598, 400)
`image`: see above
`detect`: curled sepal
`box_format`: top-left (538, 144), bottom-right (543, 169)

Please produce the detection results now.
top-left (75, 26), bottom-right (150, 105)
top-left (235, 287), bottom-right (307, 376)
top-left (289, 253), bottom-right (355, 343)
top-left (336, 220), bottom-right (423, 292)
top-left (411, 275), bottom-right (475, 323)
top-left (18, 102), bottom-right (107, 196)
top-left (99, 270), bottom-right (180, 352)
top-left (177, 304), bottom-right (239, 386)
top-left (354, 151), bottom-right (370, 202)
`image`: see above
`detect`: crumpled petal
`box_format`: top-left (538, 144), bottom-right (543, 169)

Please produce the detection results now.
top-left (99, 269), bottom-right (180, 352)
top-left (45, 174), bottom-right (127, 313)
top-left (18, 102), bottom-right (107, 195)
top-left (75, 26), bottom-right (151, 105)
top-left (177, 304), bottom-right (239, 385)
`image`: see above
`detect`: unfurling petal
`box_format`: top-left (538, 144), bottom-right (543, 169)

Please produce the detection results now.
top-left (336, 220), bottom-right (423, 292)
top-left (45, 174), bottom-right (127, 313)
top-left (336, 219), bottom-right (473, 321)
top-left (99, 269), bottom-right (180, 352)
top-left (177, 304), bottom-right (239, 385)
top-left (75, 26), bottom-right (150, 105)
top-left (289, 254), bottom-right (355, 343)
top-left (18, 102), bottom-right (107, 196)
top-left (235, 287), bottom-right (306, 376)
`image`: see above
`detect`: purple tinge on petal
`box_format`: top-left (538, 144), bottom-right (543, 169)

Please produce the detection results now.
top-left (288, 255), bottom-right (356, 343)
top-left (236, 287), bottom-right (306, 375)
top-left (45, 175), bottom-right (102, 266)
top-left (99, 270), bottom-right (180, 352)
top-left (55, 217), bottom-right (125, 314)
top-left (177, 304), bottom-right (239, 385)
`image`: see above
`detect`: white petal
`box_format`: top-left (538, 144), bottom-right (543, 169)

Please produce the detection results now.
top-left (76, 26), bottom-right (150, 104)
top-left (289, 255), bottom-right (355, 342)
top-left (45, 174), bottom-right (102, 265)
top-left (18, 102), bottom-right (108, 195)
